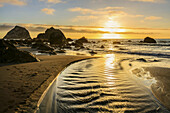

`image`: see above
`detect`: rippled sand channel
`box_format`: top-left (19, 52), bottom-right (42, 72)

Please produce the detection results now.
top-left (36, 54), bottom-right (169, 113)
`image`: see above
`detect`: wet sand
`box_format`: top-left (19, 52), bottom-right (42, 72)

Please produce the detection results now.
top-left (144, 67), bottom-right (170, 110)
top-left (0, 55), bottom-right (95, 113)
top-left (122, 58), bottom-right (170, 110)
top-left (36, 56), bottom-right (169, 112)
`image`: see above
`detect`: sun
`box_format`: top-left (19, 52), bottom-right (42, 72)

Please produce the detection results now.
top-left (99, 17), bottom-right (126, 39)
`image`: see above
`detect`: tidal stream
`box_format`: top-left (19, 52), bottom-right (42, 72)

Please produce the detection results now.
top-left (37, 55), bottom-right (169, 113)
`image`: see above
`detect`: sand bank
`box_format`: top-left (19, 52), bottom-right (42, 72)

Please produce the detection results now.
top-left (122, 58), bottom-right (170, 110)
top-left (0, 55), bottom-right (95, 113)
top-left (144, 67), bottom-right (170, 110)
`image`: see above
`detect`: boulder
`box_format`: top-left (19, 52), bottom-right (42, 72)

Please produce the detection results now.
top-left (49, 31), bottom-right (66, 45)
top-left (66, 38), bottom-right (73, 42)
top-left (35, 27), bottom-right (67, 46)
top-left (113, 41), bottom-right (121, 44)
top-left (100, 45), bottom-right (105, 48)
top-left (74, 41), bottom-right (83, 48)
top-left (3, 26), bottom-right (31, 40)
top-left (45, 27), bottom-right (67, 45)
top-left (37, 33), bottom-right (46, 39)
top-left (76, 37), bottom-right (88, 44)
top-left (144, 37), bottom-right (157, 43)
top-left (0, 40), bottom-right (39, 63)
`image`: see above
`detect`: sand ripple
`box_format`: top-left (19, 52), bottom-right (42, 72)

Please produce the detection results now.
top-left (53, 58), bottom-right (169, 113)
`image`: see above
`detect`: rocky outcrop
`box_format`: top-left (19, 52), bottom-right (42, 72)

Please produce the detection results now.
top-left (66, 38), bottom-right (73, 42)
top-left (36, 27), bottom-right (67, 46)
top-left (37, 33), bottom-right (46, 39)
top-left (144, 37), bottom-right (157, 43)
top-left (49, 31), bottom-right (66, 45)
top-left (0, 40), bottom-right (39, 63)
top-left (76, 37), bottom-right (88, 44)
top-left (3, 26), bottom-right (31, 40)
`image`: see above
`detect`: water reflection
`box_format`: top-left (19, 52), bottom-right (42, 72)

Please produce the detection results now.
top-left (105, 54), bottom-right (115, 69)
top-left (101, 33), bottom-right (122, 39)
top-left (104, 54), bottom-right (116, 88)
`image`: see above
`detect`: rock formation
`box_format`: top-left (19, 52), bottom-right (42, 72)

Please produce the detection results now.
top-left (0, 39), bottom-right (39, 63)
top-left (36, 33), bottom-right (46, 39)
top-left (66, 38), bottom-right (73, 42)
top-left (3, 26), bottom-right (31, 40)
top-left (76, 37), bottom-right (88, 44)
top-left (144, 37), bottom-right (157, 43)
top-left (36, 27), bottom-right (67, 46)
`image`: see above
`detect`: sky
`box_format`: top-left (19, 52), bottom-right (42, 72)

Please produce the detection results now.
top-left (0, 0), bottom-right (170, 39)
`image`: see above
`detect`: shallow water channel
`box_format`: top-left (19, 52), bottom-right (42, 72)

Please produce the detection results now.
top-left (36, 55), bottom-right (169, 113)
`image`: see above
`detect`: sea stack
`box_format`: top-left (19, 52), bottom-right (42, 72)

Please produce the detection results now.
top-left (36, 27), bottom-right (67, 46)
top-left (3, 26), bottom-right (31, 40)
top-left (144, 37), bottom-right (157, 43)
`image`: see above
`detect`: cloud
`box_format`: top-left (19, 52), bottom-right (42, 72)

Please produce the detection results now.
top-left (41, 8), bottom-right (55, 15)
top-left (39, 0), bottom-right (64, 4)
top-left (129, 0), bottom-right (165, 3)
top-left (99, 7), bottom-right (125, 10)
top-left (72, 15), bottom-right (99, 22)
top-left (68, 7), bottom-right (126, 16)
top-left (68, 7), bottom-right (149, 23)
top-left (1, 23), bottom-right (168, 36)
top-left (0, 0), bottom-right (27, 6)
top-left (0, 4), bottom-right (3, 7)
top-left (68, 7), bottom-right (127, 22)
top-left (145, 16), bottom-right (162, 20)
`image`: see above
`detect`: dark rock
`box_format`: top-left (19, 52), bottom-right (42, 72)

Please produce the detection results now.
top-left (0, 39), bottom-right (39, 63)
top-left (35, 27), bottom-right (67, 46)
top-left (119, 48), bottom-right (126, 50)
top-left (113, 41), bottom-right (121, 44)
top-left (37, 33), bottom-right (46, 39)
top-left (3, 26), bottom-right (31, 40)
top-left (45, 27), bottom-right (66, 45)
top-left (66, 38), bottom-right (73, 42)
top-left (89, 50), bottom-right (97, 54)
top-left (136, 58), bottom-right (147, 62)
top-left (114, 46), bottom-right (119, 48)
top-left (101, 45), bottom-right (105, 48)
top-left (75, 41), bottom-right (83, 48)
top-left (31, 72), bottom-right (38, 77)
top-left (144, 37), bottom-right (157, 43)
top-left (76, 37), bottom-right (88, 44)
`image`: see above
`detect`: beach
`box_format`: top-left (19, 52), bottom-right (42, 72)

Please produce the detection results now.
top-left (1, 38), bottom-right (170, 112)
top-left (0, 55), bottom-right (95, 113)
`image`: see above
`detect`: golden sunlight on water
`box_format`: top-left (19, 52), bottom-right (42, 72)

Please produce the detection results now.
top-left (104, 54), bottom-right (116, 88)
top-left (99, 17), bottom-right (126, 39)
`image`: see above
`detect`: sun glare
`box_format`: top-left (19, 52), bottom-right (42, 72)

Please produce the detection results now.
top-left (99, 17), bottom-right (125, 39)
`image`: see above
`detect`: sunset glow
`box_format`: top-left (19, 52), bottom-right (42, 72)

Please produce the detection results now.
top-left (99, 17), bottom-right (126, 39)
top-left (0, 0), bottom-right (170, 39)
